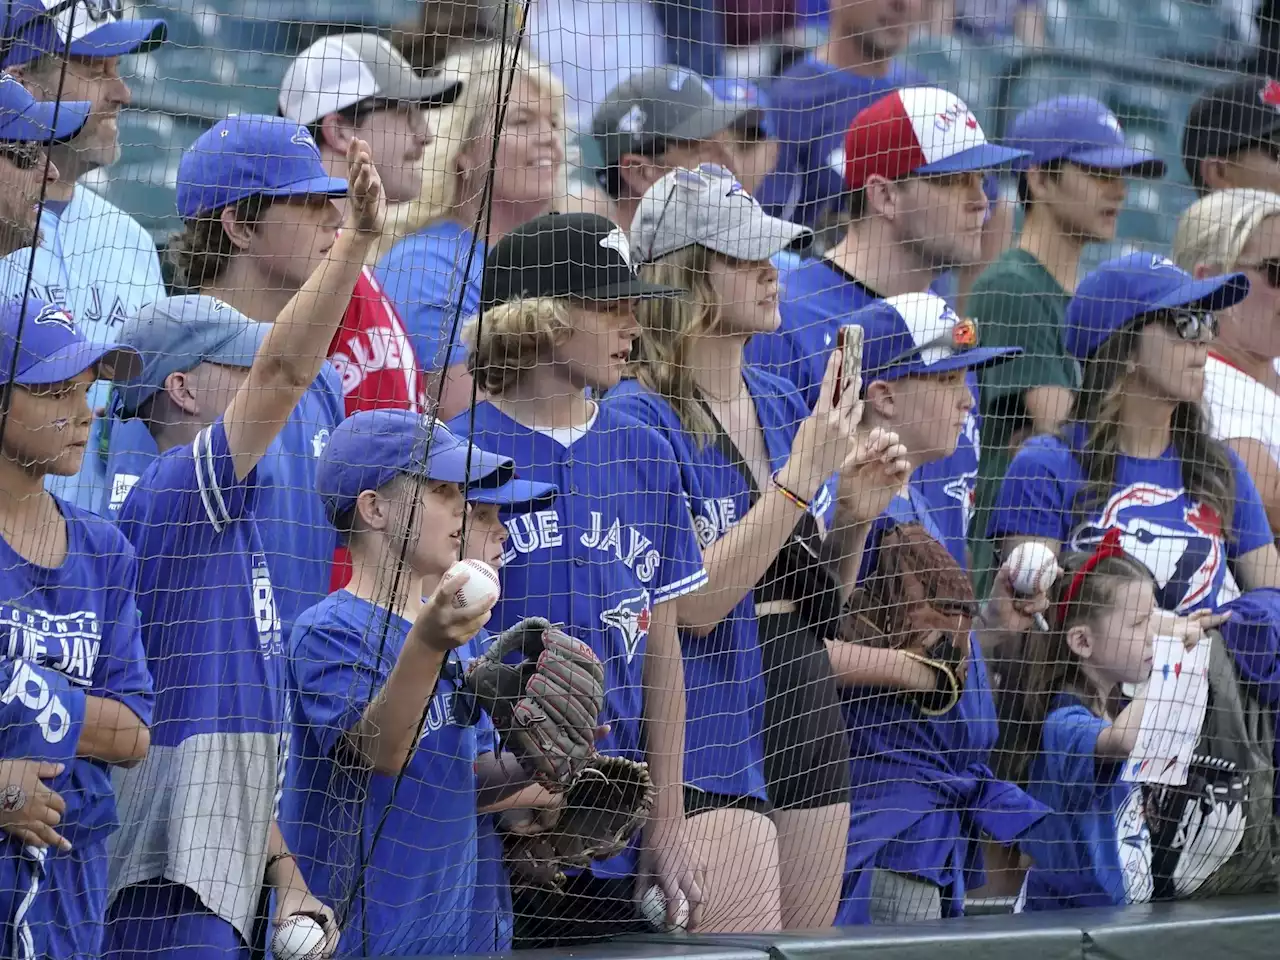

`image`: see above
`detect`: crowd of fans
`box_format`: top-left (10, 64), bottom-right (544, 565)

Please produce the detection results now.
top-left (6, 0), bottom-right (1280, 958)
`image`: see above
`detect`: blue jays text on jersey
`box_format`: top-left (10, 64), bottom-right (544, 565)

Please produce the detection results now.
top-left (1, 607), bottom-right (100, 690)
top-left (504, 509), bottom-right (663, 585)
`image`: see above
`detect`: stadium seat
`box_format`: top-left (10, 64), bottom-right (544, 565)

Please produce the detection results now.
top-left (1047, 0), bottom-right (1230, 62)
top-left (899, 36), bottom-right (1015, 127)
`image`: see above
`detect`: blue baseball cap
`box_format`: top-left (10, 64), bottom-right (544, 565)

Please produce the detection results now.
top-left (176, 114), bottom-right (349, 220)
top-left (1, 296), bottom-right (139, 385)
top-left (468, 477), bottom-right (558, 513)
top-left (317, 410), bottom-right (515, 524)
top-left (112, 295), bottom-right (269, 414)
top-left (855, 292), bottom-right (1021, 384)
top-left (707, 77), bottom-right (774, 139)
top-left (0, 74), bottom-right (89, 142)
top-left (1004, 96), bottom-right (1167, 177)
top-left (1065, 253), bottom-right (1249, 361)
top-left (2, 0), bottom-right (166, 69)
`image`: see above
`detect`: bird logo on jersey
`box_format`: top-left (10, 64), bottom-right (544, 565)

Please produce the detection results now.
top-left (1073, 483), bottom-right (1225, 612)
top-left (600, 589), bottom-right (651, 663)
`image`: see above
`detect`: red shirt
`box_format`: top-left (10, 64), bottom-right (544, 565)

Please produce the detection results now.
top-left (327, 268), bottom-right (427, 591)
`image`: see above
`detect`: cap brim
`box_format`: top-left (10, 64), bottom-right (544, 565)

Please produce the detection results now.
top-left (880, 346), bottom-right (1024, 381)
top-left (468, 478), bottom-right (559, 511)
top-left (705, 217), bottom-right (813, 262)
top-left (585, 278), bottom-right (685, 302)
top-left (0, 98), bottom-right (90, 143)
top-left (69, 20), bottom-right (167, 58)
top-left (378, 68), bottom-right (465, 109)
top-left (917, 143), bottom-right (1029, 175)
top-left (19, 341), bottom-right (140, 386)
top-left (669, 100), bottom-right (752, 145)
top-left (426, 437), bottom-right (515, 489)
top-left (260, 174), bottom-right (350, 202)
top-left (205, 323), bottom-right (269, 369)
top-left (1151, 271), bottom-right (1251, 314)
top-left (1071, 145), bottom-right (1168, 178)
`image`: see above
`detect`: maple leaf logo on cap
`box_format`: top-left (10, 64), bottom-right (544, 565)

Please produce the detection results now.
top-left (1260, 78), bottom-right (1280, 110)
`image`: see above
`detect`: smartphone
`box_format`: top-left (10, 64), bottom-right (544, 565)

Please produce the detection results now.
top-left (833, 324), bottom-right (864, 406)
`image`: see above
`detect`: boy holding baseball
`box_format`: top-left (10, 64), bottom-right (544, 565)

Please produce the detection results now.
top-left (282, 409), bottom-right (556, 956)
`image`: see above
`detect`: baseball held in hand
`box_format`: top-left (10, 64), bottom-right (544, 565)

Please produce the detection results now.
top-left (271, 915), bottom-right (327, 960)
top-left (1005, 542), bottom-right (1061, 597)
top-left (449, 559), bottom-right (500, 610)
top-left (640, 884), bottom-right (690, 931)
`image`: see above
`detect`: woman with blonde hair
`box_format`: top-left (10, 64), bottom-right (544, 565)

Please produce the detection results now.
top-left (1175, 188), bottom-right (1280, 533)
top-left (609, 164), bottom-right (920, 931)
top-left (375, 42), bottom-right (568, 419)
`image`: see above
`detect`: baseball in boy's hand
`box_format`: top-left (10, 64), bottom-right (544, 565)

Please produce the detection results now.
top-left (639, 884), bottom-right (690, 931)
top-left (271, 915), bottom-right (328, 960)
top-left (448, 559), bottom-right (501, 610)
top-left (1004, 542), bottom-right (1061, 597)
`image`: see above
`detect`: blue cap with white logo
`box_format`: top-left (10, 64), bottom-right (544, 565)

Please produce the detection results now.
top-left (1065, 253), bottom-right (1249, 361)
top-left (176, 114), bottom-right (349, 220)
top-left (0, 73), bottom-right (88, 142)
top-left (853, 292), bottom-right (1021, 385)
top-left (317, 410), bottom-right (515, 524)
top-left (2, 0), bottom-right (166, 68)
top-left (1, 296), bottom-right (139, 385)
top-left (1004, 96), bottom-right (1167, 177)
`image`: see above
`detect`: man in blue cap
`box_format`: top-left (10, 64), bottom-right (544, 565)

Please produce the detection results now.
top-left (102, 136), bottom-right (384, 960)
top-left (282, 410), bottom-right (563, 957)
top-left (0, 295), bottom-right (151, 960)
top-left (1, 0), bottom-right (169, 513)
top-left (967, 95), bottom-right (1167, 594)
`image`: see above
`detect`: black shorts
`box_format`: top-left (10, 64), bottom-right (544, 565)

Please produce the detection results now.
top-left (757, 608), bottom-right (851, 811)
top-left (684, 786), bottom-right (772, 818)
top-left (512, 872), bottom-right (648, 949)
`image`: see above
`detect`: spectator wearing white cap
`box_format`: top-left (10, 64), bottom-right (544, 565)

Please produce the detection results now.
top-left (278, 31), bottom-right (462, 418)
top-left (375, 43), bottom-right (567, 421)
top-left (0, 1), bottom-right (169, 514)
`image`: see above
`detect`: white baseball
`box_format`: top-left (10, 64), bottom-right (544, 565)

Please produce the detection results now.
top-left (1005, 541), bottom-right (1061, 597)
top-left (448, 558), bottom-right (500, 610)
top-left (639, 884), bottom-right (690, 931)
top-left (271, 915), bottom-right (327, 960)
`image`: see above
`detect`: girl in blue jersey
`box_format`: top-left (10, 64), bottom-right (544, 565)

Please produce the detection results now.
top-left (833, 291), bottom-right (1050, 924)
top-left (612, 164), bottom-right (915, 931)
top-left (0, 296), bottom-right (152, 960)
top-left (448, 211), bottom-right (711, 945)
top-left (989, 253), bottom-right (1280, 638)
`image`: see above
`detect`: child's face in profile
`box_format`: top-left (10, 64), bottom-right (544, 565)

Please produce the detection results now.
top-left (1085, 577), bottom-right (1159, 686)
top-left (464, 503), bottom-right (508, 569)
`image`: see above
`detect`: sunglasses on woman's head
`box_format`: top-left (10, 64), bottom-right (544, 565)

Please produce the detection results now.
top-left (1238, 257), bottom-right (1280, 290)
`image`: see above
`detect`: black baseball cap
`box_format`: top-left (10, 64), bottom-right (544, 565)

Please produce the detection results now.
top-left (1183, 75), bottom-right (1280, 186)
top-left (480, 212), bottom-right (682, 310)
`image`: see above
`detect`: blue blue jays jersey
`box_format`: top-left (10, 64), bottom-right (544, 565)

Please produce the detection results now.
top-left (284, 591), bottom-right (478, 957)
top-left (756, 57), bottom-right (924, 226)
top-left (989, 429), bottom-right (1273, 613)
top-left (448, 402), bottom-right (708, 878)
top-left (749, 257), bottom-right (982, 568)
top-left (606, 368), bottom-right (833, 801)
top-left (1019, 699), bottom-right (1153, 911)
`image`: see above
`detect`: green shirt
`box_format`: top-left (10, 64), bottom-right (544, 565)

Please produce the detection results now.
top-left (967, 247), bottom-right (1076, 592)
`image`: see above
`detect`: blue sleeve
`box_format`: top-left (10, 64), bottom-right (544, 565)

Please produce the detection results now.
top-left (92, 548), bottom-right (154, 728)
top-left (648, 434), bottom-right (710, 605)
top-left (1226, 447), bottom-right (1274, 558)
top-left (0, 659), bottom-right (87, 764)
top-left (988, 439), bottom-right (1077, 544)
top-left (188, 419), bottom-right (257, 530)
top-left (376, 236), bottom-right (471, 371)
top-left (290, 616), bottom-right (388, 757)
top-left (1041, 705), bottom-right (1120, 808)
top-left (1219, 590), bottom-right (1280, 709)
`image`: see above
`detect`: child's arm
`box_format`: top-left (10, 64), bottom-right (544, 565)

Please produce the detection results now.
top-left (824, 640), bottom-right (939, 691)
top-left (1095, 688), bottom-right (1149, 758)
top-left (474, 750), bottom-right (544, 811)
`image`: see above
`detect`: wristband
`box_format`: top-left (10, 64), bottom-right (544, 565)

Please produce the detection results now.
top-left (265, 852), bottom-right (295, 877)
top-left (771, 473), bottom-right (811, 512)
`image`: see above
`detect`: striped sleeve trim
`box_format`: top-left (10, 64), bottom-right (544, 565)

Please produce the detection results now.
top-left (193, 426), bottom-right (232, 533)
top-left (652, 568), bottom-right (709, 606)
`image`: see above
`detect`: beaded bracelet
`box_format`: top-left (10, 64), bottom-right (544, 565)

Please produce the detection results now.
top-left (770, 472), bottom-right (811, 512)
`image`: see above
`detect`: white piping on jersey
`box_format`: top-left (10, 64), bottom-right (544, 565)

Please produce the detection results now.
top-left (194, 426), bottom-right (232, 533)
top-left (12, 844), bottom-right (46, 960)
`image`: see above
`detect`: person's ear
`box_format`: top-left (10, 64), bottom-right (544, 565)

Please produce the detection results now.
top-left (318, 112), bottom-right (355, 155)
top-left (162, 370), bottom-right (199, 417)
top-left (354, 488), bottom-right (389, 534)
top-left (863, 378), bottom-right (895, 420)
top-left (1199, 157), bottom-right (1231, 192)
top-left (618, 152), bottom-right (667, 198)
top-left (1065, 623), bottom-right (1094, 660)
top-left (218, 205), bottom-right (257, 251)
top-left (862, 174), bottom-right (896, 220)
top-left (1024, 165), bottom-right (1057, 205)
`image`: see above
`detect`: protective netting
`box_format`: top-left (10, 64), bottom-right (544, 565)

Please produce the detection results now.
top-left (3, 0), bottom-right (1280, 957)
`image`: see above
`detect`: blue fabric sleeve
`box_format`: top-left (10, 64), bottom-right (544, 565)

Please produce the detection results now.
top-left (1226, 447), bottom-right (1275, 558)
top-left (290, 617), bottom-right (390, 757)
top-left (189, 419), bottom-right (256, 529)
top-left (650, 433), bottom-right (711, 605)
top-left (0, 658), bottom-right (87, 764)
top-left (92, 548), bottom-right (154, 728)
top-left (1041, 705), bottom-right (1118, 809)
top-left (988, 438), bottom-right (1077, 543)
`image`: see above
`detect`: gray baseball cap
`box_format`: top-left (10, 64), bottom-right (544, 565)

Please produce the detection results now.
top-left (631, 164), bottom-right (812, 262)
top-left (113, 295), bottom-right (269, 415)
top-left (592, 66), bottom-right (755, 172)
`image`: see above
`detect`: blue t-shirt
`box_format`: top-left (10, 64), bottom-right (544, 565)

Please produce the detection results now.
top-left (284, 591), bottom-right (477, 957)
top-left (756, 56), bottom-right (924, 226)
top-left (988, 429), bottom-right (1274, 613)
top-left (375, 219), bottom-right (485, 372)
top-left (448, 401), bottom-right (709, 878)
top-left (1020, 700), bottom-right (1153, 911)
top-left (0, 501), bottom-right (152, 849)
top-left (748, 256), bottom-right (982, 568)
top-left (606, 368), bottom-right (833, 801)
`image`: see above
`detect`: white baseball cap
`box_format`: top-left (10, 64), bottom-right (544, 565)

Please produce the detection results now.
top-left (278, 32), bottom-right (462, 127)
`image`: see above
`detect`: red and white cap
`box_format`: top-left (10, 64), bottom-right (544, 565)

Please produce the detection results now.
top-left (843, 87), bottom-right (1028, 190)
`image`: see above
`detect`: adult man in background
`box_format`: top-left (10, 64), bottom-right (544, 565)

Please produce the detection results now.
top-left (1183, 74), bottom-right (1280, 197)
top-left (279, 31), bottom-right (462, 416)
top-left (1, 0), bottom-right (168, 512)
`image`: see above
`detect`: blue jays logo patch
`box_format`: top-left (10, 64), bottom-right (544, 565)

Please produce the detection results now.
top-left (32, 304), bottom-right (76, 332)
top-left (600, 589), bottom-right (651, 663)
top-left (1073, 482), bottom-right (1226, 612)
